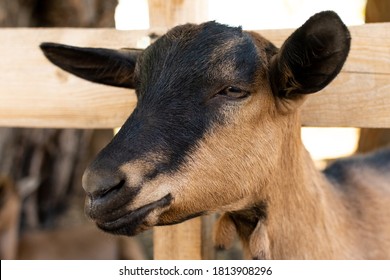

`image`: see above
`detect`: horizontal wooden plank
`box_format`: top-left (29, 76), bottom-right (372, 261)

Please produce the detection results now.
top-left (0, 24), bottom-right (390, 128)
top-left (265, 23), bottom-right (390, 128)
top-left (0, 28), bottom-right (146, 128)
top-left (302, 72), bottom-right (390, 127)
top-left (262, 23), bottom-right (390, 75)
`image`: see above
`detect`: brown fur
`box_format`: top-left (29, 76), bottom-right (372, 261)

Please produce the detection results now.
top-left (213, 213), bottom-right (237, 250)
top-left (249, 221), bottom-right (271, 260)
top-left (152, 51), bottom-right (390, 258)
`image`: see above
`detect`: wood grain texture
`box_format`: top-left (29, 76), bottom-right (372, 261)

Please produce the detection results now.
top-left (1, 23), bottom-right (390, 128)
top-left (153, 219), bottom-right (203, 260)
top-left (153, 216), bottom-right (216, 260)
top-left (148, 0), bottom-right (208, 28)
top-left (0, 28), bottom-right (144, 128)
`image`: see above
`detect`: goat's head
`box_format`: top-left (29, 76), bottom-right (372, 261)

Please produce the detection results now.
top-left (40, 11), bottom-right (350, 236)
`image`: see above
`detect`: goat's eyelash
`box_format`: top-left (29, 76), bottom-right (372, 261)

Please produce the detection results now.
top-left (217, 86), bottom-right (250, 100)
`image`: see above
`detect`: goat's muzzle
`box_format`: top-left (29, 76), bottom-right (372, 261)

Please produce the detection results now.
top-left (82, 168), bottom-right (173, 236)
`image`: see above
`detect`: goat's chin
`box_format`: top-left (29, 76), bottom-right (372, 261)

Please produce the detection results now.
top-left (94, 194), bottom-right (173, 236)
top-left (156, 209), bottom-right (207, 226)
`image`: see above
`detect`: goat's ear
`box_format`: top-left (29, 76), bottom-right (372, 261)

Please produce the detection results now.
top-left (269, 11), bottom-right (351, 98)
top-left (40, 43), bottom-right (142, 89)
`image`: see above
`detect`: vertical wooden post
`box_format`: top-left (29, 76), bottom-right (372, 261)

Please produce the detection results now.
top-left (153, 216), bottom-right (216, 260)
top-left (147, 0), bottom-right (213, 260)
top-left (154, 219), bottom-right (198, 260)
top-left (357, 0), bottom-right (390, 154)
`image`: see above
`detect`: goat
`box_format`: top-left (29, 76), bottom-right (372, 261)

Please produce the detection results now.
top-left (40, 11), bottom-right (390, 259)
top-left (0, 176), bottom-right (145, 259)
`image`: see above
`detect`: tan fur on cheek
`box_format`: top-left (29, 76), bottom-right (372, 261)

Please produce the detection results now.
top-left (144, 203), bottom-right (173, 226)
top-left (120, 159), bottom-right (177, 211)
top-left (116, 88), bottom-right (283, 226)
top-left (120, 161), bottom-right (149, 189)
top-left (167, 92), bottom-right (282, 216)
top-left (126, 180), bottom-right (175, 211)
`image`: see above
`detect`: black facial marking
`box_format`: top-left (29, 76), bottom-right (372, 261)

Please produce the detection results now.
top-left (95, 22), bottom-right (260, 180)
top-left (85, 178), bottom-right (141, 221)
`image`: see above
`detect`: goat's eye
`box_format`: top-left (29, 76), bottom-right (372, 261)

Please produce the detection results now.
top-left (218, 86), bottom-right (249, 99)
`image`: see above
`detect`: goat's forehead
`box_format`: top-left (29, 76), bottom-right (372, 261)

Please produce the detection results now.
top-left (137, 22), bottom-right (260, 89)
top-left (153, 22), bottom-right (249, 56)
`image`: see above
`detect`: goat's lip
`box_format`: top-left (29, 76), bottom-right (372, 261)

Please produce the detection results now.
top-left (94, 194), bottom-right (173, 236)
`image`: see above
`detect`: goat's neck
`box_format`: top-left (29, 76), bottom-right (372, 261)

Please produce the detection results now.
top-left (266, 114), bottom-right (356, 259)
top-left (233, 113), bottom-right (353, 259)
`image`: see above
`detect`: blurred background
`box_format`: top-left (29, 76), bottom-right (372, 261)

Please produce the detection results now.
top-left (0, 0), bottom-right (389, 260)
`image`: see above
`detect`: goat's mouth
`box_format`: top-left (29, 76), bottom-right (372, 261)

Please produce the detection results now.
top-left (90, 194), bottom-right (173, 236)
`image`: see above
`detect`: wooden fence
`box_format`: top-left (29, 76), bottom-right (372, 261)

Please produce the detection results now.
top-left (1, 22), bottom-right (390, 259)
top-left (1, 23), bottom-right (390, 129)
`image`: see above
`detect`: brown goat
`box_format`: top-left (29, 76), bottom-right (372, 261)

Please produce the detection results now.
top-left (40, 11), bottom-right (390, 259)
top-left (0, 176), bottom-right (145, 260)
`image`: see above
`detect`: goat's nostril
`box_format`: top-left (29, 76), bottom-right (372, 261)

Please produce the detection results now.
top-left (82, 169), bottom-right (126, 198)
top-left (98, 179), bottom-right (125, 198)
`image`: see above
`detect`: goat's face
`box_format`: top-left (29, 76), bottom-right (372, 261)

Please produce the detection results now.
top-left (41, 11), bottom-right (350, 236)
